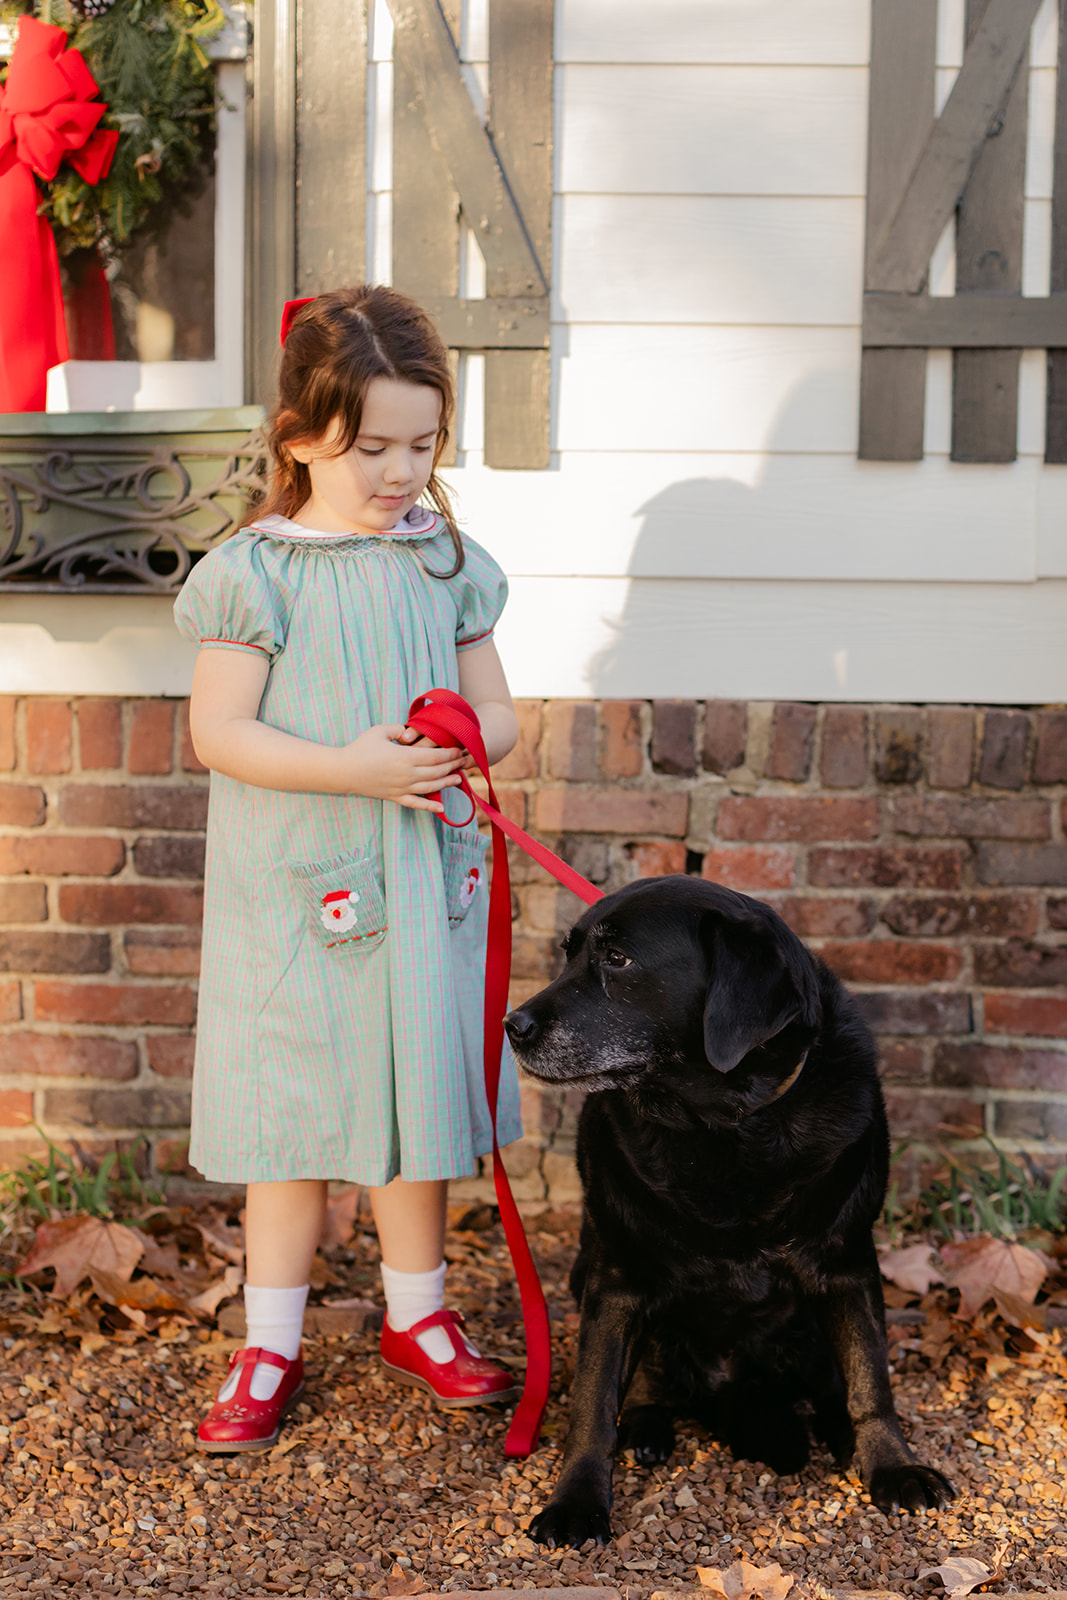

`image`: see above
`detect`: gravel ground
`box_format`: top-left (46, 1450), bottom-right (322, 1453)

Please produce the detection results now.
top-left (1, 1206), bottom-right (1066, 1599)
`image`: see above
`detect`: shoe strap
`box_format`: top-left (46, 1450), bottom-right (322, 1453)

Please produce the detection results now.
top-left (229, 1345), bottom-right (293, 1372)
top-left (405, 1307), bottom-right (465, 1343)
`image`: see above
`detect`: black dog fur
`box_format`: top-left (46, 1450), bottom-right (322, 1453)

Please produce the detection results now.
top-left (503, 876), bottom-right (955, 1547)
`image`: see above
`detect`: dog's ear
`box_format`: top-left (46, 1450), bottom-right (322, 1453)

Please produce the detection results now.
top-left (702, 916), bottom-right (807, 1074)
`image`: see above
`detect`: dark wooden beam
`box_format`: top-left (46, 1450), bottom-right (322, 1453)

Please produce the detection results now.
top-left (867, 0), bottom-right (1041, 296)
top-left (248, 0), bottom-right (297, 404)
top-left (296, 0), bottom-right (367, 293)
top-left (422, 297), bottom-right (550, 349)
top-left (863, 293), bottom-right (1067, 347)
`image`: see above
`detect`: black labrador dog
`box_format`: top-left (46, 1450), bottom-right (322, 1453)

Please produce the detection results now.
top-left (503, 876), bottom-right (954, 1547)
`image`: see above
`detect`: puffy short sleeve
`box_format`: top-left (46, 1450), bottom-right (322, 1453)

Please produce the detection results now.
top-left (454, 534), bottom-right (508, 653)
top-left (173, 535), bottom-right (286, 661)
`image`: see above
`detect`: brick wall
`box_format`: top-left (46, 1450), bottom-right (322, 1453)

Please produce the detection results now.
top-left (2, 695), bottom-right (1066, 1201)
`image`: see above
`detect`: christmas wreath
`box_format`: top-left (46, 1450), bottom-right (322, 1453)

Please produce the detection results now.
top-left (1, 0), bottom-right (226, 257)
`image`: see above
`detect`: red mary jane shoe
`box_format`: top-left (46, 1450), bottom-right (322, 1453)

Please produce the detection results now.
top-left (380, 1309), bottom-right (519, 1408)
top-left (197, 1346), bottom-right (305, 1453)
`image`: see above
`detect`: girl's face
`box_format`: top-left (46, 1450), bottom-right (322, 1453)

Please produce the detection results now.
top-left (288, 377), bottom-right (442, 534)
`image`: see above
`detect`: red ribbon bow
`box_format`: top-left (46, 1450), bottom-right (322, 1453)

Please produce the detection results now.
top-left (280, 297), bottom-right (316, 345)
top-left (0, 17), bottom-right (119, 412)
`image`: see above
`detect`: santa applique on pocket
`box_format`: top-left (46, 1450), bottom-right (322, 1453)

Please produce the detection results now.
top-left (459, 867), bottom-right (480, 910)
top-left (321, 888), bottom-right (360, 934)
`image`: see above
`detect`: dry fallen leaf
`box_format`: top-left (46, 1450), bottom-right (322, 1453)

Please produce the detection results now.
top-left (941, 1236), bottom-right (1051, 1318)
top-left (186, 1264), bottom-right (244, 1317)
top-left (321, 1186), bottom-right (364, 1249)
top-left (696, 1557), bottom-right (794, 1600)
top-left (89, 1269), bottom-right (189, 1314)
top-left (918, 1544), bottom-right (1009, 1596)
top-left (17, 1216), bottom-right (144, 1299)
top-left (196, 1218), bottom-right (245, 1267)
top-left (878, 1242), bottom-right (944, 1295)
top-left (384, 1562), bottom-right (425, 1596)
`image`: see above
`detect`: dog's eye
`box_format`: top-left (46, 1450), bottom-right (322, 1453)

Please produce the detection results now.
top-left (605, 948), bottom-right (631, 969)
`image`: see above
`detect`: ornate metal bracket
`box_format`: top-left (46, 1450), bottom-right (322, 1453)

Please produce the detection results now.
top-left (0, 411), bottom-right (268, 593)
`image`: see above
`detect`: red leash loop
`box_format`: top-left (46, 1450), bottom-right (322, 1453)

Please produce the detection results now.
top-left (406, 688), bottom-right (603, 1457)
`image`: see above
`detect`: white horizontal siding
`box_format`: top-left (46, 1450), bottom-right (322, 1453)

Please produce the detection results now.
top-left (496, 578), bottom-right (1067, 702)
top-left (557, 0), bottom-right (870, 66)
top-left (558, 67), bottom-right (868, 196)
top-left (555, 197), bottom-right (863, 325)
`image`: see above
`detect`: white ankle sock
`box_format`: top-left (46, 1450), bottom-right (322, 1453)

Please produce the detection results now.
top-left (218, 1284), bottom-right (308, 1402)
top-left (380, 1262), bottom-right (479, 1363)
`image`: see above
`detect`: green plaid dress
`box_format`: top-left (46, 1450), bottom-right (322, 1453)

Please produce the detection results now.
top-left (172, 508), bottom-right (522, 1184)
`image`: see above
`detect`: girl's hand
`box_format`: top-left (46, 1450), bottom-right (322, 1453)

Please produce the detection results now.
top-left (336, 723), bottom-right (465, 812)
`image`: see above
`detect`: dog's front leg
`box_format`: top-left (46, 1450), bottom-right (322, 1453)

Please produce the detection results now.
top-left (529, 1276), bottom-right (641, 1549)
top-left (818, 1251), bottom-right (956, 1514)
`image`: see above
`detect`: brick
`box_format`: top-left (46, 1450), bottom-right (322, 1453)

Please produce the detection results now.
top-left (771, 896), bottom-right (877, 938)
top-left (128, 700), bottom-right (174, 776)
top-left (974, 940), bottom-right (1067, 988)
top-left (702, 700), bottom-right (747, 775)
top-left (124, 928), bottom-right (201, 976)
top-left (59, 785), bottom-right (208, 830)
top-left (511, 934), bottom-right (563, 981)
top-left (0, 1089), bottom-right (33, 1128)
top-left (629, 842), bottom-right (687, 878)
top-left (1049, 896), bottom-right (1067, 930)
top-left (600, 701), bottom-right (644, 779)
top-left (652, 700), bottom-right (697, 777)
top-left (976, 843), bottom-right (1067, 886)
top-left (1033, 710), bottom-right (1067, 784)
top-left (809, 846), bottom-right (963, 889)
top-left (509, 836), bottom-right (609, 886)
top-left (978, 709), bottom-right (1030, 790)
top-left (0, 932), bottom-right (110, 974)
top-left (59, 884), bottom-right (204, 925)
top-left (44, 1085), bottom-right (191, 1129)
top-left (0, 1132), bottom-right (50, 1167)
top-left (934, 1041), bottom-right (1067, 1089)
top-left (872, 710), bottom-right (923, 785)
top-left (156, 1137), bottom-right (196, 1178)
top-left (0, 835), bottom-right (125, 877)
top-left (1, 1034), bottom-right (138, 1080)
top-left (928, 708), bottom-right (975, 789)
top-left (0, 785), bottom-right (46, 826)
top-left (893, 796), bottom-right (1049, 840)
top-left (493, 700), bottom-right (542, 782)
top-left (881, 893), bottom-right (1038, 939)
top-left (546, 701), bottom-right (596, 781)
top-left (817, 940), bottom-right (963, 984)
top-left (133, 835), bottom-right (206, 879)
top-left (77, 700), bottom-right (122, 770)
top-left (34, 982), bottom-right (197, 1026)
top-left (147, 1036), bottom-right (196, 1078)
top-left (469, 782), bottom-right (524, 828)
top-left (521, 883), bottom-right (589, 932)
top-left (0, 979), bottom-right (22, 1021)
top-left (855, 990), bottom-right (973, 1036)
top-left (0, 883), bottom-right (47, 923)
top-left (984, 993), bottom-right (1067, 1038)
top-left (702, 845), bottom-right (795, 891)
top-left (26, 700), bottom-right (72, 774)
top-left (878, 1041), bottom-right (927, 1083)
top-left (765, 702), bottom-right (816, 782)
top-left (993, 1100), bottom-right (1067, 1141)
top-left (820, 706), bottom-right (868, 788)
top-left (178, 699), bottom-right (208, 775)
top-left (717, 796), bottom-right (878, 843)
top-left (0, 697), bottom-right (14, 770)
top-left (882, 1089), bottom-right (984, 1139)
top-left (536, 788), bottom-right (688, 837)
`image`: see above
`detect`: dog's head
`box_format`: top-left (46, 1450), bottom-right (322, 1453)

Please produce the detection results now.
top-left (504, 876), bottom-right (823, 1116)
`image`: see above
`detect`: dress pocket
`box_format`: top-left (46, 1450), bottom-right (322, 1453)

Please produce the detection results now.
top-left (441, 827), bottom-right (490, 927)
top-left (287, 851), bottom-right (388, 952)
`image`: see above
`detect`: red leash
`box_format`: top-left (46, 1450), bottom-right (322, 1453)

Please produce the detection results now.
top-left (406, 689), bottom-right (603, 1457)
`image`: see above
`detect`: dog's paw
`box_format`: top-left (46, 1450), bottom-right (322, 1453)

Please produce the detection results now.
top-left (869, 1464), bottom-right (957, 1514)
top-left (618, 1404), bottom-right (676, 1466)
top-left (529, 1500), bottom-right (612, 1548)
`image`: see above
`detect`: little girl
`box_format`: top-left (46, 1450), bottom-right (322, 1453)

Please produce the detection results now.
top-left (174, 284), bottom-right (523, 1451)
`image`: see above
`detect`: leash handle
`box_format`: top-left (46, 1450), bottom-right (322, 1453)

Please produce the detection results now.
top-left (406, 689), bottom-right (602, 1456)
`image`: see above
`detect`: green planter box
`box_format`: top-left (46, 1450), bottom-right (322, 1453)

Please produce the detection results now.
top-left (0, 408), bottom-right (267, 593)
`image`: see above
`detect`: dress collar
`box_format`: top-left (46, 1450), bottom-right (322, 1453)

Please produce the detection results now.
top-left (248, 506), bottom-right (441, 544)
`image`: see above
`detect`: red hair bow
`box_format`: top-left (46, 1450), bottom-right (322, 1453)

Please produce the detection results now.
top-left (0, 16), bottom-right (119, 411)
top-left (280, 298), bottom-right (316, 346)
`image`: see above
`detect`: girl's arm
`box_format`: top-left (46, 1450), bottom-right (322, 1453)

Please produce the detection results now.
top-left (188, 649), bottom-right (464, 811)
top-left (456, 639), bottom-right (519, 767)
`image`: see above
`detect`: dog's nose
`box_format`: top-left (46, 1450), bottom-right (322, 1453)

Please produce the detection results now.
top-left (504, 1007), bottom-right (540, 1048)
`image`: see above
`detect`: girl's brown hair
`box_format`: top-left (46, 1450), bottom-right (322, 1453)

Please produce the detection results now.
top-left (259, 284), bottom-right (463, 576)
